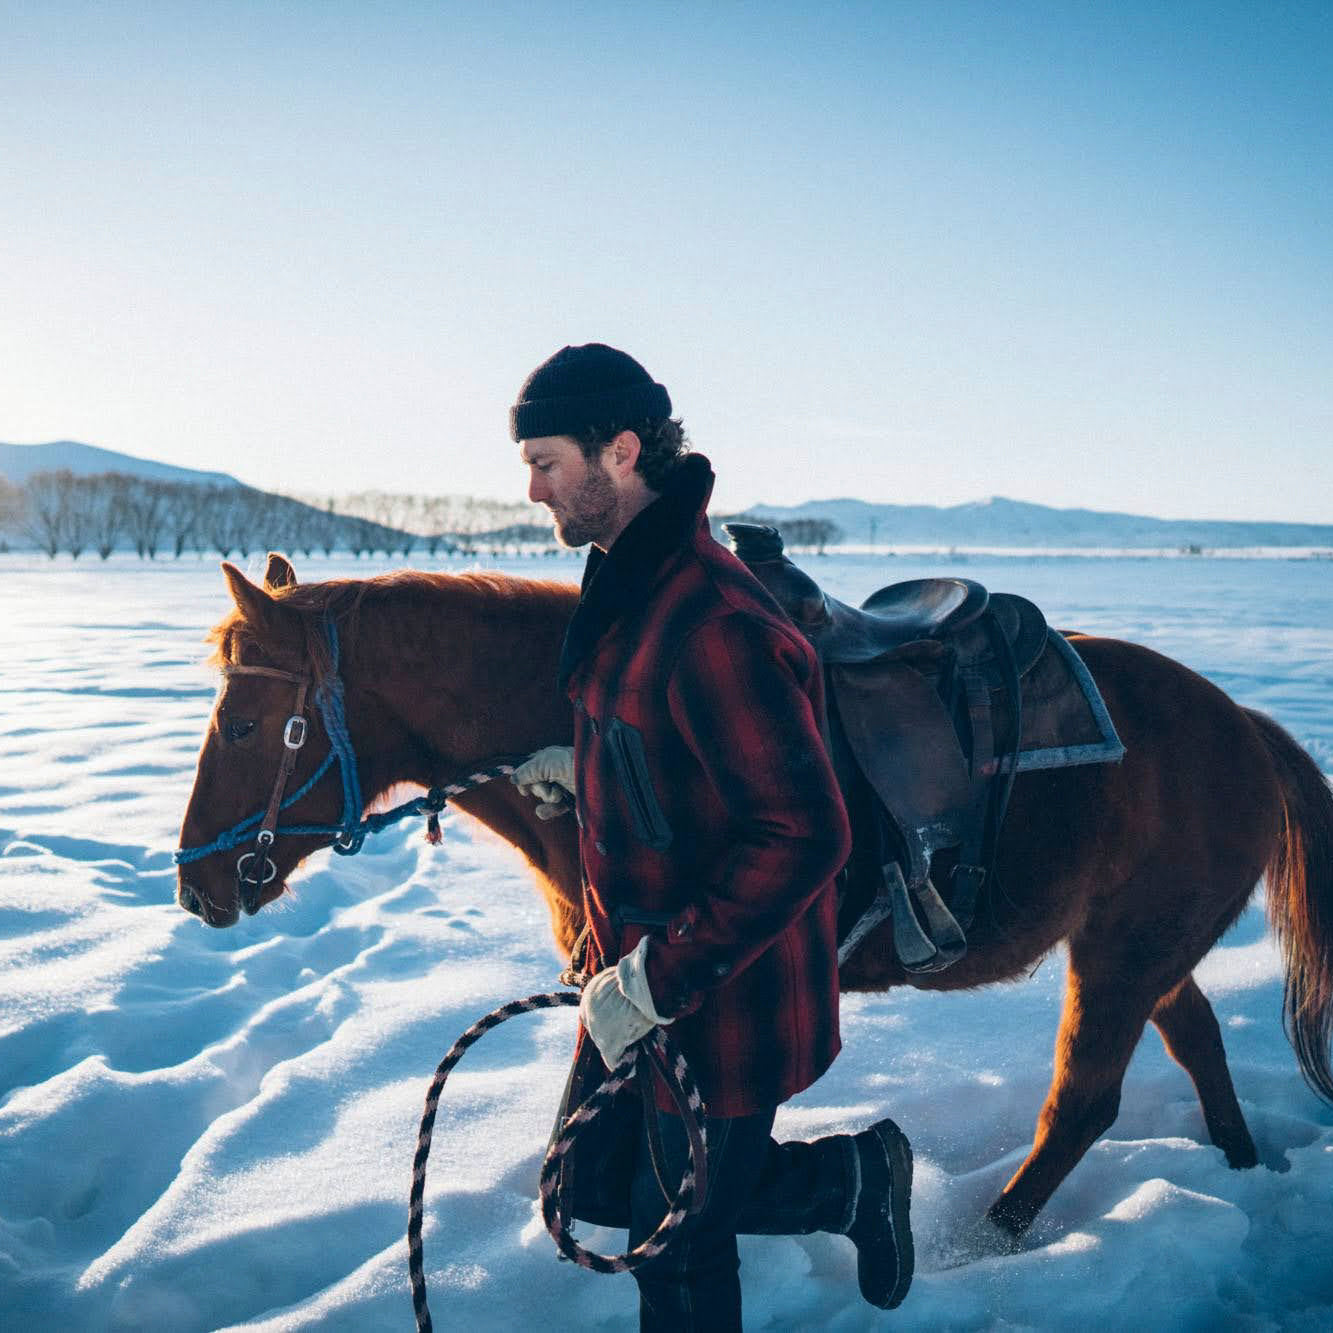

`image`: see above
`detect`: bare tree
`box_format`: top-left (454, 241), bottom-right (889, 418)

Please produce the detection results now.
top-left (339, 490), bottom-right (415, 557)
top-left (318, 488), bottom-right (551, 558)
top-left (245, 490), bottom-right (286, 554)
top-left (60, 473), bottom-right (102, 559)
top-left (417, 496), bottom-right (455, 556)
top-left (19, 469), bottom-right (106, 558)
top-left (200, 484), bottom-right (258, 557)
top-left (21, 470), bottom-right (73, 557)
top-left (343, 512), bottom-right (375, 558)
top-left (379, 491), bottom-right (419, 557)
top-left (264, 495), bottom-right (332, 558)
top-left (86, 473), bottom-right (130, 558)
top-left (0, 477), bottom-right (25, 552)
top-left (283, 499), bottom-right (323, 558)
top-left (373, 517), bottom-right (398, 557)
top-left (188, 487), bottom-right (217, 558)
top-left (317, 500), bottom-right (340, 556)
top-left (438, 495), bottom-right (500, 554)
top-left (276, 493), bottom-right (340, 557)
top-left (162, 482), bottom-right (207, 558)
top-left (122, 476), bottom-right (170, 558)
top-left (780, 517), bottom-right (843, 555)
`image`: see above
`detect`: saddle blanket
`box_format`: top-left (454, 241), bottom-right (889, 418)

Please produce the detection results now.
top-left (1004, 629), bottom-right (1124, 773)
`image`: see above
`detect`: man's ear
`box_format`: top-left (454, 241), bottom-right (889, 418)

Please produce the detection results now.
top-left (608, 429), bottom-right (642, 478)
top-left (222, 563), bottom-right (301, 646)
top-left (263, 552), bottom-right (297, 590)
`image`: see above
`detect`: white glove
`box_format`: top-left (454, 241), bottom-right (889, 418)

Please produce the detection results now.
top-left (579, 935), bottom-right (672, 1068)
top-left (511, 745), bottom-right (575, 820)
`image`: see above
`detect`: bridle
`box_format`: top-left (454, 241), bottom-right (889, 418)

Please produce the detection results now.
top-left (221, 661), bottom-right (317, 894)
top-left (173, 617), bottom-right (523, 905)
top-left (172, 619), bottom-right (709, 1320)
top-left (173, 619), bottom-right (372, 905)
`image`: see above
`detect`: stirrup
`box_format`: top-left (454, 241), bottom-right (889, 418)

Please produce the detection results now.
top-left (885, 862), bottom-right (967, 973)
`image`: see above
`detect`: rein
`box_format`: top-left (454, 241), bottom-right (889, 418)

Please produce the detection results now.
top-left (173, 618), bottom-right (522, 886)
top-left (408, 991), bottom-right (708, 1333)
top-left (175, 614), bottom-right (707, 1319)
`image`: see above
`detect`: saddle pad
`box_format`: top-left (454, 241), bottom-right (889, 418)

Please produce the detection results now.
top-left (1004, 630), bottom-right (1125, 773)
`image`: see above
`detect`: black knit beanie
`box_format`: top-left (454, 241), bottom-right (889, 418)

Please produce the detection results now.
top-left (508, 343), bottom-right (672, 443)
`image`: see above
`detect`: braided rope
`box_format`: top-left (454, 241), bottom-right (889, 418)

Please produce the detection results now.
top-left (408, 992), bottom-right (707, 1332)
top-left (313, 671), bottom-right (365, 852)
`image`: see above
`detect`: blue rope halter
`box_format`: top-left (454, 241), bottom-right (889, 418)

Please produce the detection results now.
top-left (174, 619), bottom-right (523, 870)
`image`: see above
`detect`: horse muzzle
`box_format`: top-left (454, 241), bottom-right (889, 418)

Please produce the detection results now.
top-left (177, 879), bottom-right (241, 929)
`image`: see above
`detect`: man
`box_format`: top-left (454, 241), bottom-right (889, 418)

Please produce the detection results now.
top-left (509, 344), bottom-right (913, 1330)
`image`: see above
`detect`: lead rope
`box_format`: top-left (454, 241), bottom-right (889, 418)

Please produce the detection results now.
top-left (407, 990), bottom-right (708, 1333)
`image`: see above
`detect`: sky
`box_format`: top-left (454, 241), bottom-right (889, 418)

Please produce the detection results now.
top-left (1, 2), bottom-right (1330, 521)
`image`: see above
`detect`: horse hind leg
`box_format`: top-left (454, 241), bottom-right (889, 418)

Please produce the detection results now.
top-left (1151, 973), bottom-right (1257, 1168)
top-left (986, 955), bottom-right (1154, 1238)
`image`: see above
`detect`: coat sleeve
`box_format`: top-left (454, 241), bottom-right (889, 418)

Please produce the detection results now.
top-left (643, 611), bottom-right (852, 1018)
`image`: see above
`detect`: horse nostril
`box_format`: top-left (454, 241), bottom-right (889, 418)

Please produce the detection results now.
top-left (178, 883), bottom-right (202, 917)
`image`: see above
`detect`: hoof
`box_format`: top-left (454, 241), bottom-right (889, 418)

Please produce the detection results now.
top-left (936, 1215), bottom-right (1025, 1269)
top-left (1224, 1142), bottom-right (1260, 1170)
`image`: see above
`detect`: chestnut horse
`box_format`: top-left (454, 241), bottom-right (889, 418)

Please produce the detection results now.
top-left (176, 553), bottom-right (1333, 1239)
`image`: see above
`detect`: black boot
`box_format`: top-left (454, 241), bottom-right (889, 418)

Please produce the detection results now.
top-left (845, 1117), bottom-right (914, 1309)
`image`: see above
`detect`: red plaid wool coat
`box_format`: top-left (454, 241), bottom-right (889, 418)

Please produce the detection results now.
top-left (561, 455), bottom-right (852, 1117)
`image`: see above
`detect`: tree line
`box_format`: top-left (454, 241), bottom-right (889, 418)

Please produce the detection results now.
top-left (0, 471), bottom-right (556, 560)
top-left (0, 471), bottom-right (845, 560)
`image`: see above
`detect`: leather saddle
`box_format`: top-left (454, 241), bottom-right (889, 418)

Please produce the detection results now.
top-left (725, 522), bottom-right (1050, 975)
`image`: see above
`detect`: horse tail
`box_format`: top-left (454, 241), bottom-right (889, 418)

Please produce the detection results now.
top-left (1247, 708), bottom-right (1333, 1102)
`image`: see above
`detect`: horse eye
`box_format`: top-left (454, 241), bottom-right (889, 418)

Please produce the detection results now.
top-left (226, 718), bottom-right (256, 743)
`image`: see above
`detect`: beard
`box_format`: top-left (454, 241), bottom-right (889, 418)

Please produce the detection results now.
top-left (550, 460), bottom-right (619, 548)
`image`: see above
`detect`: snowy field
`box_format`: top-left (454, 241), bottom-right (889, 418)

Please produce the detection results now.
top-left (2, 549), bottom-right (1331, 1332)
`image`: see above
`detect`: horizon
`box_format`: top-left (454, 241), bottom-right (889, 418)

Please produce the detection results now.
top-left (4, 436), bottom-right (1332, 531)
top-left (2, 3), bottom-right (1330, 523)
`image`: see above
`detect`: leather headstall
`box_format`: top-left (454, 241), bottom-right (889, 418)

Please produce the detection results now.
top-left (221, 662), bottom-right (313, 895)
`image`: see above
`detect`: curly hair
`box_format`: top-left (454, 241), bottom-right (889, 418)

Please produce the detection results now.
top-left (573, 417), bottom-right (690, 492)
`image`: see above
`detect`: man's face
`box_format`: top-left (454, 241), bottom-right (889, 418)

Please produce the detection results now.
top-left (520, 435), bottom-right (618, 549)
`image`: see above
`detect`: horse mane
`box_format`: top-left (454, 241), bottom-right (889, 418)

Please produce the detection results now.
top-left (206, 568), bottom-right (579, 681)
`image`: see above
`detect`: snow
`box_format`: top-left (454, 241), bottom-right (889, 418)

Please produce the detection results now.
top-left (2, 550), bottom-right (1331, 1331)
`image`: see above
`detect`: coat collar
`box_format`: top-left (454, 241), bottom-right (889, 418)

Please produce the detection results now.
top-left (557, 453), bottom-right (715, 690)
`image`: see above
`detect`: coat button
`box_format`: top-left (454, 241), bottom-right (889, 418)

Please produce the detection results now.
top-left (711, 961), bottom-right (731, 979)
top-left (595, 840), bottom-right (607, 855)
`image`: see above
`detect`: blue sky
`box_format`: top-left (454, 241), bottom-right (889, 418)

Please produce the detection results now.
top-left (1, 2), bottom-right (1329, 520)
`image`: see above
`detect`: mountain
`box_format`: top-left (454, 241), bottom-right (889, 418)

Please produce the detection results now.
top-left (0, 441), bottom-right (241, 488)
top-left (4, 441), bottom-right (1327, 549)
top-left (740, 494), bottom-right (1333, 549)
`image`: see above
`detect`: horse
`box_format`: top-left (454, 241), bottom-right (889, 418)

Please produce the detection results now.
top-left (175, 551), bottom-right (1333, 1241)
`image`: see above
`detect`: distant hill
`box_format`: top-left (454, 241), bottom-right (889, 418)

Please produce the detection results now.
top-left (743, 495), bottom-right (1333, 549)
top-left (0, 441), bottom-right (241, 488)
top-left (4, 442), bottom-right (1327, 549)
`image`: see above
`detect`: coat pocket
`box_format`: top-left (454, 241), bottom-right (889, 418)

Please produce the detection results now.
top-left (605, 717), bottom-right (674, 852)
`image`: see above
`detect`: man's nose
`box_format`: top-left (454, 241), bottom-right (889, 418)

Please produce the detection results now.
top-left (529, 473), bottom-right (549, 503)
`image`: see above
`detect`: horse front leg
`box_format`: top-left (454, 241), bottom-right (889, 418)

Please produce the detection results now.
top-left (987, 953), bottom-right (1153, 1237)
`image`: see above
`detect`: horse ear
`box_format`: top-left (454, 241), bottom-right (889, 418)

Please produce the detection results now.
top-left (221, 562), bottom-right (300, 644)
top-left (263, 552), bottom-right (297, 590)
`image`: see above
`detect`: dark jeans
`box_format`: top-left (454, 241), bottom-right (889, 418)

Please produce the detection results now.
top-left (628, 1105), bottom-right (854, 1333)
